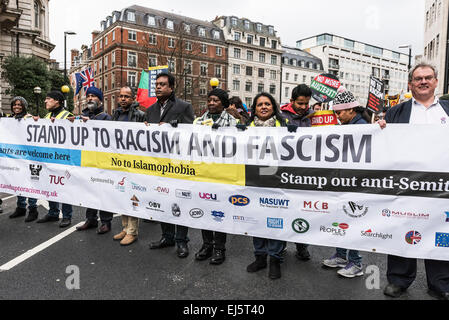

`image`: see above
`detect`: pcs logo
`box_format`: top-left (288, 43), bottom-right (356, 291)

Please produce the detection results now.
top-left (229, 195), bottom-right (250, 206)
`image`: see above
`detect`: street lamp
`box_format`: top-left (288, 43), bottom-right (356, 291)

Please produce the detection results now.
top-left (64, 31), bottom-right (76, 83)
top-left (33, 86), bottom-right (41, 116)
top-left (399, 45), bottom-right (412, 72)
top-left (61, 85), bottom-right (70, 109)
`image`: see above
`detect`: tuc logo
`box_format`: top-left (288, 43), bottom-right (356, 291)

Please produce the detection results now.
top-left (302, 200), bottom-right (330, 213)
top-left (50, 175), bottom-right (66, 185)
top-left (199, 192), bottom-right (218, 201)
top-left (229, 195), bottom-right (250, 206)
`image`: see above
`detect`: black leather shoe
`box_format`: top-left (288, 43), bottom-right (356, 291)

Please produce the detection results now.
top-left (428, 289), bottom-right (449, 300)
top-left (210, 249), bottom-right (226, 265)
top-left (10, 207), bottom-right (26, 219)
top-left (149, 237), bottom-right (175, 249)
top-left (295, 245), bottom-right (311, 261)
top-left (25, 207), bottom-right (38, 222)
top-left (247, 255), bottom-right (267, 273)
top-left (97, 223), bottom-right (111, 235)
top-left (59, 218), bottom-right (71, 228)
top-left (76, 220), bottom-right (98, 231)
top-left (268, 257), bottom-right (281, 280)
top-left (384, 283), bottom-right (406, 298)
top-left (195, 245), bottom-right (213, 261)
top-left (177, 242), bottom-right (189, 258)
top-left (37, 214), bottom-right (59, 223)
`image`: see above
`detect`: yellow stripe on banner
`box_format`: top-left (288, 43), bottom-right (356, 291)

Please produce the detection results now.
top-left (81, 151), bottom-right (245, 186)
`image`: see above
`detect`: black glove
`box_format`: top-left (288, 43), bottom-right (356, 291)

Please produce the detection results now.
top-left (212, 123), bottom-right (221, 130)
top-left (287, 124), bottom-right (298, 133)
top-left (236, 124), bottom-right (247, 131)
top-left (169, 120), bottom-right (178, 128)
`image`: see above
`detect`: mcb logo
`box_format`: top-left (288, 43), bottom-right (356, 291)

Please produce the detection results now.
top-left (229, 195), bottom-right (250, 206)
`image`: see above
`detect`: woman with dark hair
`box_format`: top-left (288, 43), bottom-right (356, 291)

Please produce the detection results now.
top-left (8, 97), bottom-right (39, 222)
top-left (244, 92), bottom-right (286, 280)
top-left (227, 96), bottom-right (249, 124)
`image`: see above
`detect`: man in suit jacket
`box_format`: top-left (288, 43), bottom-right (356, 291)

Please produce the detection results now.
top-left (146, 72), bottom-right (195, 258)
top-left (379, 62), bottom-right (449, 300)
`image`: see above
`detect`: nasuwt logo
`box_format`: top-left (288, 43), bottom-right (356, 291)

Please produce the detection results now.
top-left (259, 197), bottom-right (289, 209)
top-left (229, 195), bottom-right (250, 206)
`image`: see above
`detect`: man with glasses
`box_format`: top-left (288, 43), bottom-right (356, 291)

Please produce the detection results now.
top-left (379, 62), bottom-right (449, 300)
top-left (111, 86), bottom-right (145, 246)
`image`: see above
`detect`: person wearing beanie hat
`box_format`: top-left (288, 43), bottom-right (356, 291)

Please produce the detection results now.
top-left (85, 86), bottom-right (103, 102)
top-left (192, 89), bottom-right (236, 265)
top-left (332, 89), bottom-right (371, 125)
top-left (322, 88), bottom-right (368, 278)
top-left (35, 91), bottom-right (74, 228)
top-left (8, 96), bottom-right (38, 222)
top-left (193, 89), bottom-right (237, 127)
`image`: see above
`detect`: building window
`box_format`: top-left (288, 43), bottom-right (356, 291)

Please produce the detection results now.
top-left (148, 16), bottom-right (156, 26)
top-left (269, 84), bottom-right (276, 95)
top-left (215, 65), bottom-right (222, 78)
top-left (168, 38), bottom-right (175, 48)
top-left (185, 60), bottom-right (192, 74)
top-left (200, 81), bottom-right (207, 96)
top-left (244, 20), bottom-right (250, 29)
top-left (111, 51), bottom-right (115, 67)
top-left (256, 24), bottom-right (262, 32)
top-left (245, 97), bottom-right (252, 107)
top-left (234, 48), bottom-right (241, 59)
top-left (183, 23), bottom-right (190, 34)
top-left (247, 50), bottom-right (253, 61)
top-left (127, 11), bottom-right (136, 22)
top-left (258, 68), bottom-right (265, 78)
top-left (259, 53), bottom-right (265, 63)
top-left (344, 39), bottom-right (355, 50)
top-left (317, 34), bottom-right (333, 45)
top-left (149, 55), bottom-right (157, 67)
top-left (271, 55), bottom-right (277, 65)
top-left (200, 63), bottom-right (207, 76)
top-left (268, 26), bottom-right (274, 35)
top-left (213, 30), bottom-right (220, 40)
top-left (233, 64), bottom-right (240, 75)
top-left (257, 83), bottom-right (264, 93)
top-left (168, 59), bottom-right (175, 73)
top-left (128, 30), bottom-right (137, 41)
top-left (105, 56), bottom-right (108, 71)
top-left (112, 30), bottom-right (115, 41)
top-left (199, 27), bottom-right (206, 37)
top-left (260, 37), bottom-right (266, 47)
top-left (128, 72), bottom-right (137, 88)
top-left (294, 74), bottom-right (298, 82)
top-left (185, 78), bottom-right (192, 94)
top-left (216, 47), bottom-right (222, 56)
top-left (201, 44), bottom-right (208, 54)
top-left (247, 35), bottom-right (254, 45)
top-left (231, 17), bottom-right (238, 26)
top-left (105, 36), bottom-right (108, 46)
top-left (185, 41), bottom-right (192, 51)
top-left (246, 81), bottom-right (253, 92)
top-left (128, 52), bottom-right (137, 67)
top-left (149, 34), bottom-right (157, 45)
top-left (233, 80), bottom-right (240, 91)
top-left (246, 66), bottom-right (253, 76)
top-left (167, 20), bottom-right (174, 30)
top-left (34, 1), bottom-right (40, 28)
top-left (234, 32), bottom-right (241, 41)
top-left (270, 70), bottom-right (276, 80)
top-left (285, 87), bottom-right (290, 98)
top-left (271, 40), bottom-right (278, 49)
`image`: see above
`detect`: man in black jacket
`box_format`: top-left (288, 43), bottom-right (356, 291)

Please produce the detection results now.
top-left (146, 72), bottom-right (195, 258)
top-left (379, 62), bottom-right (449, 300)
top-left (74, 87), bottom-right (114, 234)
top-left (112, 86), bottom-right (145, 246)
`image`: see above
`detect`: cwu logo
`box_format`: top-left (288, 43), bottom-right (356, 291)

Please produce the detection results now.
top-left (229, 195), bottom-right (250, 206)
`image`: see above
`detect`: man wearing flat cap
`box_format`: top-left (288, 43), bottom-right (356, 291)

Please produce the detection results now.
top-left (35, 90), bottom-right (74, 228)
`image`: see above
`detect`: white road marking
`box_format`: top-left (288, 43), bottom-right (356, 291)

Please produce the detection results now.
top-left (0, 195), bottom-right (17, 202)
top-left (0, 213), bottom-right (121, 272)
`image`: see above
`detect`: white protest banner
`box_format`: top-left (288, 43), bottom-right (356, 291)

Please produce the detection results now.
top-left (0, 118), bottom-right (448, 261)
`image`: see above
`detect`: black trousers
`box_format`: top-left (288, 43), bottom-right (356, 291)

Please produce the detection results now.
top-left (387, 255), bottom-right (449, 292)
top-left (86, 208), bottom-right (113, 224)
top-left (201, 230), bottom-right (227, 250)
top-left (161, 222), bottom-right (188, 244)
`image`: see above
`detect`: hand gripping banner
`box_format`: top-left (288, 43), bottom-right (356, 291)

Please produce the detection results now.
top-left (1, 118), bottom-right (449, 261)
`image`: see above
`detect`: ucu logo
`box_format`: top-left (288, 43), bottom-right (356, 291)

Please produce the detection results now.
top-left (50, 175), bottom-right (65, 185)
top-left (199, 192), bottom-right (217, 201)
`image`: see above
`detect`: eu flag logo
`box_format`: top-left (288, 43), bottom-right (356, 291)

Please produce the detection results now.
top-left (435, 233), bottom-right (449, 248)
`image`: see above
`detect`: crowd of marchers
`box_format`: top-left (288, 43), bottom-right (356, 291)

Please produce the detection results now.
top-left (0, 62), bottom-right (448, 300)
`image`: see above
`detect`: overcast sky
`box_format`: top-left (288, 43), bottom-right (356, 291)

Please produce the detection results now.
top-left (49, 0), bottom-right (425, 66)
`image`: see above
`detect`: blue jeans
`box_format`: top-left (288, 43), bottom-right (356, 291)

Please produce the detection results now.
top-left (253, 237), bottom-right (286, 261)
top-left (17, 196), bottom-right (37, 209)
top-left (48, 201), bottom-right (72, 219)
top-left (336, 248), bottom-right (362, 266)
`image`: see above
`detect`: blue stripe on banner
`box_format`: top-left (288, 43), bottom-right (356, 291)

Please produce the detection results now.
top-left (0, 143), bottom-right (81, 166)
